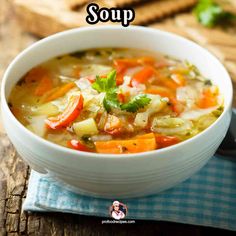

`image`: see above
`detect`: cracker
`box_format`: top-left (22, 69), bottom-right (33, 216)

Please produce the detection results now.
top-left (67, 0), bottom-right (143, 9)
top-left (14, 0), bottom-right (88, 37)
top-left (64, 0), bottom-right (88, 10)
top-left (133, 0), bottom-right (197, 25)
top-left (113, 0), bottom-right (143, 7)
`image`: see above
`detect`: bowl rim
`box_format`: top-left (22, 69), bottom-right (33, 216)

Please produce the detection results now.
top-left (1, 25), bottom-right (233, 159)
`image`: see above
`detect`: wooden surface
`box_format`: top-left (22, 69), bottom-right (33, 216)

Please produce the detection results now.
top-left (13, 0), bottom-right (197, 37)
top-left (0, 0), bottom-right (236, 235)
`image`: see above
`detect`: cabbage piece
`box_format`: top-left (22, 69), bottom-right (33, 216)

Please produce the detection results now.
top-left (134, 95), bottom-right (168, 128)
top-left (151, 116), bottom-right (193, 136)
top-left (80, 64), bottom-right (112, 77)
top-left (91, 134), bottom-right (112, 142)
top-left (75, 77), bottom-right (91, 90)
top-left (134, 112), bottom-right (149, 128)
top-left (176, 86), bottom-right (198, 109)
top-left (26, 115), bottom-right (47, 137)
top-left (146, 95), bottom-right (168, 113)
top-left (31, 103), bottom-right (59, 116)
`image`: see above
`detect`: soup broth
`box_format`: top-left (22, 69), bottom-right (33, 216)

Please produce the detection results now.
top-left (8, 48), bottom-right (223, 154)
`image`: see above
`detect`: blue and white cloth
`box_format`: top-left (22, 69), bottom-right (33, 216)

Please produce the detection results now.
top-left (23, 156), bottom-right (236, 231)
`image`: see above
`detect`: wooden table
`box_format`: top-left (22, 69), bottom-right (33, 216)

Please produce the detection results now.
top-left (0, 1), bottom-right (236, 235)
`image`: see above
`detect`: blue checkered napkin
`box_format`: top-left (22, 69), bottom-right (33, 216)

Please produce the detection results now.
top-left (23, 156), bottom-right (236, 231)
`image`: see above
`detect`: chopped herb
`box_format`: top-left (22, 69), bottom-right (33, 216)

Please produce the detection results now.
top-left (95, 51), bottom-right (102, 56)
top-left (16, 79), bottom-right (25, 86)
top-left (81, 135), bottom-right (94, 149)
top-left (121, 146), bottom-right (128, 152)
top-left (81, 135), bottom-right (91, 143)
top-left (106, 50), bottom-right (113, 55)
top-left (121, 94), bottom-right (151, 113)
top-left (184, 60), bottom-right (200, 76)
top-left (204, 79), bottom-right (212, 86)
top-left (70, 51), bottom-right (86, 58)
top-left (194, 0), bottom-right (236, 27)
top-left (212, 106), bottom-right (224, 117)
top-left (103, 92), bottom-right (120, 112)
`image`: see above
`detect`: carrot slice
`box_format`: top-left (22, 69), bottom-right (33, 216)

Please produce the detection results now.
top-left (138, 57), bottom-right (156, 65)
top-left (162, 79), bottom-right (179, 90)
top-left (131, 66), bottom-right (155, 87)
top-left (95, 138), bottom-right (156, 154)
top-left (113, 61), bottom-right (128, 85)
top-left (169, 98), bottom-right (184, 116)
top-left (115, 72), bottom-right (125, 85)
top-left (42, 82), bottom-right (75, 102)
top-left (145, 86), bottom-right (174, 98)
top-left (114, 57), bottom-right (155, 70)
top-left (24, 67), bottom-right (48, 84)
top-left (155, 134), bottom-right (180, 148)
top-left (34, 75), bottom-right (53, 96)
top-left (197, 88), bottom-right (218, 109)
top-left (171, 73), bottom-right (186, 87)
top-left (118, 93), bottom-right (126, 103)
top-left (114, 57), bottom-right (155, 85)
top-left (72, 66), bottom-right (81, 78)
top-left (45, 94), bottom-right (83, 129)
top-left (136, 133), bottom-right (155, 139)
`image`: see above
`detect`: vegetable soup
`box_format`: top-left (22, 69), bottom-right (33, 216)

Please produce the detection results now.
top-left (8, 48), bottom-right (223, 154)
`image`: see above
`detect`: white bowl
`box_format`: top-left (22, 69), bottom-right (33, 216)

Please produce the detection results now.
top-left (1, 26), bottom-right (233, 198)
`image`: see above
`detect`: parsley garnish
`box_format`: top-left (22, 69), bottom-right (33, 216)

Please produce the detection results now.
top-left (92, 70), bottom-right (120, 112)
top-left (103, 92), bottom-right (120, 112)
top-left (92, 70), bottom-right (117, 93)
top-left (194, 0), bottom-right (235, 27)
top-left (92, 70), bottom-right (151, 112)
top-left (121, 94), bottom-right (151, 113)
top-left (204, 79), bottom-right (212, 86)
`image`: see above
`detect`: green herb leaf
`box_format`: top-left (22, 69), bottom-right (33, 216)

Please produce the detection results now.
top-left (92, 70), bottom-right (120, 112)
top-left (121, 94), bottom-right (151, 113)
top-left (194, 0), bottom-right (235, 27)
top-left (92, 70), bottom-right (117, 93)
top-left (103, 92), bottom-right (120, 112)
